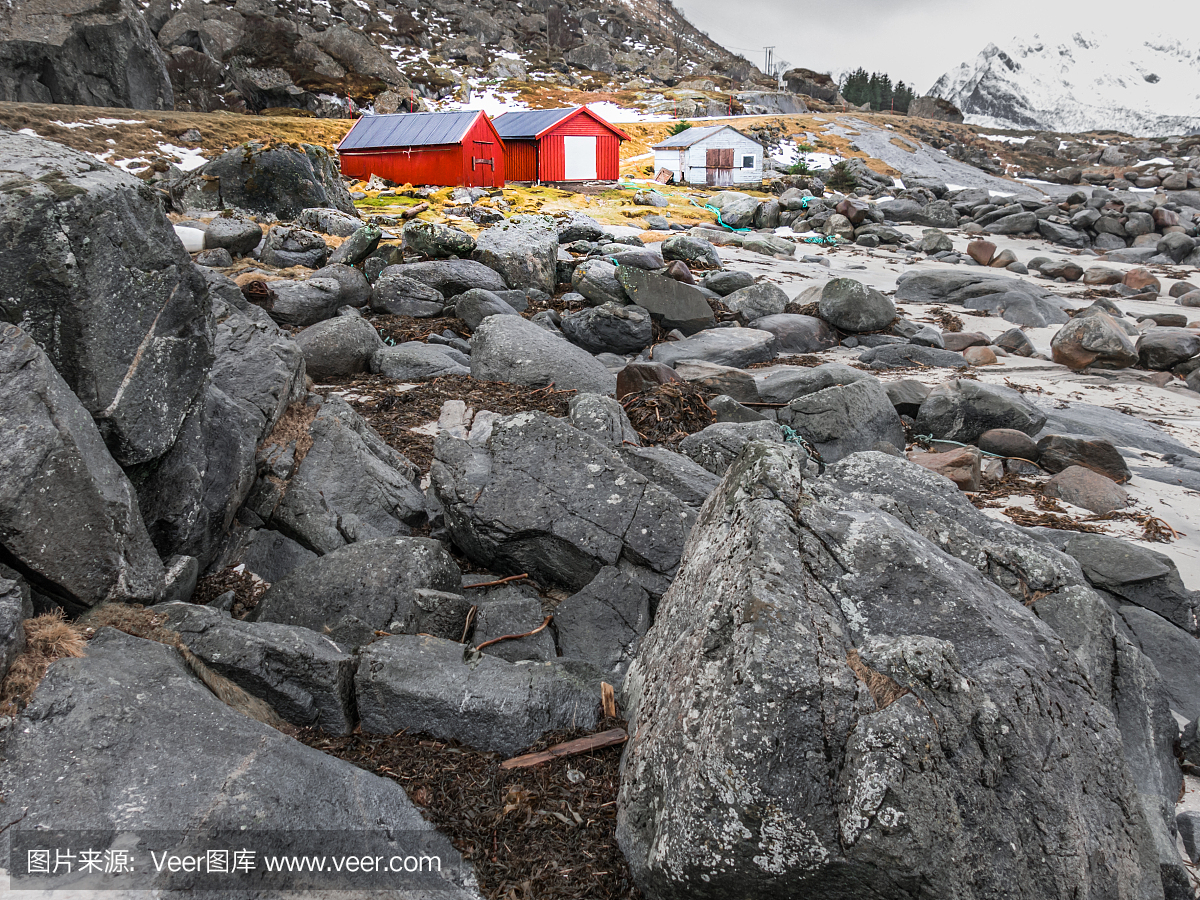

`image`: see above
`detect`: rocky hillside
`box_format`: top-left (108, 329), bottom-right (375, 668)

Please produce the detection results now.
top-left (929, 31), bottom-right (1200, 136)
top-left (0, 0), bottom-right (764, 117)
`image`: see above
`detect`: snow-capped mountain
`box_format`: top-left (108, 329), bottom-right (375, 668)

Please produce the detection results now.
top-left (928, 32), bottom-right (1200, 136)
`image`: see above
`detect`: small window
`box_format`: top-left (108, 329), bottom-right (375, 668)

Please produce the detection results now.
top-left (742, 154), bottom-right (755, 169)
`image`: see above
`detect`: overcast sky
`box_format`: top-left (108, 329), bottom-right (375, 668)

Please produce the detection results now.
top-left (671, 0), bottom-right (1200, 92)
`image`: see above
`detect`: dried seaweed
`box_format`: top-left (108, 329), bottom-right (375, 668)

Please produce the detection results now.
top-left (372, 315), bottom-right (467, 346)
top-left (619, 382), bottom-right (714, 446)
top-left (193, 566), bottom-right (269, 618)
top-left (299, 719), bottom-right (641, 900)
top-left (322, 374), bottom-right (575, 470)
top-left (927, 305), bottom-right (964, 333)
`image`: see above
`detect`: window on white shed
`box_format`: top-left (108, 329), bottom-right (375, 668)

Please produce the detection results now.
top-left (742, 154), bottom-right (755, 168)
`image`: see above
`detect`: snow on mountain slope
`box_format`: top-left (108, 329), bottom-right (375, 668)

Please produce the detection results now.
top-left (929, 32), bottom-right (1200, 136)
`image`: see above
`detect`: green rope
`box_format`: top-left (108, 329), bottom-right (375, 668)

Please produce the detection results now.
top-left (687, 198), bottom-right (751, 233)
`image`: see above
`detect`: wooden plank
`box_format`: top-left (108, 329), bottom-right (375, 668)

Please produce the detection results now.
top-left (499, 728), bottom-right (628, 770)
top-left (706, 147), bottom-right (720, 167)
top-left (719, 147), bottom-right (734, 168)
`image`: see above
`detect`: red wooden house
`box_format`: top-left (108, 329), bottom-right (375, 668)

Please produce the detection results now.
top-left (336, 110), bottom-right (505, 187)
top-left (492, 107), bottom-right (629, 183)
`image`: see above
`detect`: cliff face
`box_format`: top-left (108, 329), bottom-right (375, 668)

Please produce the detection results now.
top-left (929, 32), bottom-right (1200, 136)
top-left (0, 0), bottom-right (761, 116)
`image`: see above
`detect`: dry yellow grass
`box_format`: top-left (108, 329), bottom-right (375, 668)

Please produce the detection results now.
top-left (0, 611), bottom-right (87, 715)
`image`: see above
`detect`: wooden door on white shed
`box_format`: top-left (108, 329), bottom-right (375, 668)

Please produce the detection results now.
top-left (563, 135), bottom-right (597, 180)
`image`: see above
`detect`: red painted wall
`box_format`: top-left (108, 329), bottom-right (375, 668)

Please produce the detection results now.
top-left (539, 114), bottom-right (622, 181)
top-left (503, 140), bottom-right (539, 181)
top-left (338, 114), bottom-right (505, 187)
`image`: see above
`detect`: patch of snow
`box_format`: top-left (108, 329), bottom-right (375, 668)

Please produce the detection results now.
top-left (51, 121), bottom-right (93, 129)
top-left (158, 142), bottom-right (208, 171)
top-left (586, 101), bottom-right (670, 123)
top-left (1133, 157), bottom-right (1173, 167)
top-left (17, 128), bottom-right (37, 137)
top-left (95, 117), bottom-right (144, 126)
top-left (980, 134), bottom-right (1032, 144)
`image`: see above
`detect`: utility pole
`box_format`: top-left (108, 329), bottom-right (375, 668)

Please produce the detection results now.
top-left (763, 46), bottom-right (774, 77)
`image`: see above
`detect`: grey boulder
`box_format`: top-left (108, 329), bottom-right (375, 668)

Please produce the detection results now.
top-left (356, 634), bottom-right (601, 756)
top-left (679, 420), bottom-right (783, 475)
top-left (297, 206), bottom-right (363, 237)
top-left (431, 411), bottom-right (693, 596)
top-left (386, 259), bottom-right (508, 298)
top-left (246, 395), bottom-right (425, 555)
top-left (369, 270), bottom-right (446, 316)
top-left (160, 601), bottom-right (357, 734)
top-left (555, 566), bottom-right (652, 684)
top-left (561, 302), bottom-right (653, 355)
top-left (257, 277), bottom-right (343, 327)
top-left (778, 376), bottom-right (907, 463)
top-left (472, 215), bottom-right (558, 294)
top-left (750, 313), bottom-right (839, 353)
top-left (470, 314), bottom-right (617, 396)
top-left (722, 281), bottom-right (789, 324)
top-left (661, 234), bottom-right (722, 269)
top-left (404, 219), bottom-right (476, 258)
top-left (0, 130), bottom-right (212, 466)
top-left (617, 265), bottom-right (716, 335)
top-left (455, 287), bottom-right (521, 330)
top-left (372, 343), bottom-right (470, 380)
top-left (0, 324), bottom-right (163, 611)
top-left (915, 379), bottom-right (1047, 443)
top-left (203, 215), bottom-right (263, 255)
top-left (572, 258), bottom-right (629, 306)
top-left (294, 316), bottom-right (383, 378)
top-left (818, 277), bottom-right (896, 333)
top-left (259, 224), bottom-right (329, 269)
top-left (649, 327), bottom-right (776, 369)
top-left (251, 536), bottom-right (463, 649)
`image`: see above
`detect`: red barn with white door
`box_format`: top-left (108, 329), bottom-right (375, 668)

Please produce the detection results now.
top-left (336, 110), bottom-right (505, 187)
top-left (493, 107), bottom-right (629, 183)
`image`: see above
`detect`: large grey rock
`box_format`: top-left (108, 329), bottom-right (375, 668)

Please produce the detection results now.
top-left (385, 259), bottom-right (508, 298)
top-left (203, 214), bottom-right (263, 255)
top-left (372, 343), bottom-right (470, 380)
top-left (308, 262), bottom-right (371, 308)
top-left (1117, 605), bottom-right (1200, 722)
top-left (470, 315), bottom-right (616, 396)
top-left (722, 281), bottom-right (789, 324)
top-left (161, 601), bottom-right (356, 734)
top-left (207, 288), bottom-right (306, 443)
top-left (356, 634), bottom-right (601, 756)
top-left (617, 444), bottom-right (1174, 900)
top-left (748, 313), bottom-right (838, 353)
top-left (0, 0), bottom-right (173, 109)
top-left (757, 362), bottom-right (871, 404)
top-left (404, 219), bottom-right (476, 258)
top-left (561, 302), bottom-right (653, 355)
top-left (252, 536), bottom-right (462, 649)
top-left (895, 269), bottom-right (1057, 313)
top-left (431, 411), bottom-right (693, 596)
top-left (555, 566), bottom-right (651, 684)
top-left (648, 327), bottom-right (776, 369)
top-left (984, 210), bottom-right (1038, 234)
top-left (708, 191), bottom-right (760, 228)
top-left (239, 528), bottom-right (317, 584)
top-left (557, 212), bottom-right (605, 243)
top-left (454, 287), bottom-right (520, 330)
top-left (568, 392), bottom-right (640, 447)
top-left (0, 324), bottom-right (163, 611)
top-left (618, 446), bottom-right (722, 508)
top-left (327, 223), bottom-right (381, 267)
top-left (915, 378), bottom-right (1047, 443)
top-left (256, 277), bottom-right (343, 327)
top-left (134, 383), bottom-right (259, 570)
top-left (818, 277), bottom-right (896, 333)
top-left (860, 343), bottom-right (970, 369)
top-left (1035, 401), bottom-right (1197, 459)
top-left (661, 234), bottom-right (722, 269)
top-left (297, 206), bottom-right (363, 237)
top-left (369, 270), bottom-right (445, 316)
top-left (294, 316), bottom-right (383, 378)
top-left (0, 627), bottom-right (470, 896)
top-left (1062, 533), bottom-right (1198, 635)
top-left (680, 421), bottom-right (783, 475)
top-left (259, 224), bottom-right (329, 269)
top-left (616, 265), bottom-right (716, 335)
top-left (471, 595), bottom-right (555, 663)
top-left (572, 257), bottom-right (629, 306)
top-left (779, 377), bottom-right (906, 463)
top-left (0, 130), bottom-right (212, 466)
top-left (248, 395), bottom-right (425, 555)
top-left (170, 141), bottom-right (357, 220)
top-left (702, 270), bottom-right (755, 296)
top-left (472, 215), bottom-right (558, 294)
top-left (0, 565), bottom-right (32, 680)
top-left (1137, 328), bottom-right (1200, 370)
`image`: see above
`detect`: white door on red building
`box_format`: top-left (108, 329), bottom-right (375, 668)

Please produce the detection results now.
top-left (563, 135), bottom-right (597, 180)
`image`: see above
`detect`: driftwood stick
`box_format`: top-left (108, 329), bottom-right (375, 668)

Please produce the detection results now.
top-left (499, 728), bottom-right (628, 770)
top-left (463, 573), bottom-right (529, 590)
top-left (474, 615), bottom-right (551, 653)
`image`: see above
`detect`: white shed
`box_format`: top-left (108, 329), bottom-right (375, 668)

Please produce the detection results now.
top-left (652, 124), bottom-right (763, 186)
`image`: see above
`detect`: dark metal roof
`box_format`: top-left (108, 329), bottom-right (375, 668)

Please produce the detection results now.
top-left (652, 124), bottom-right (761, 149)
top-left (492, 108), bottom-right (576, 139)
top-left (337, 111), bottom-right (482, 151)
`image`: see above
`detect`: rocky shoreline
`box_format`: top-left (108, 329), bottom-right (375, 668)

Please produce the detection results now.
top-left (2, 125), bottom-right (1200, 899)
